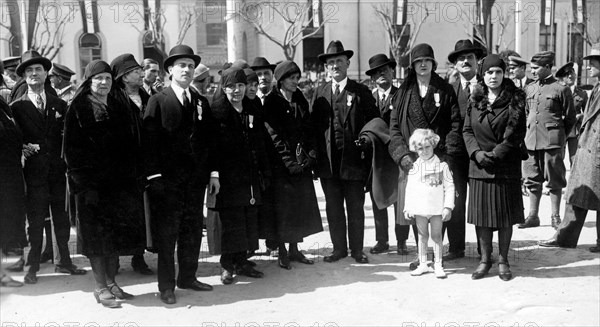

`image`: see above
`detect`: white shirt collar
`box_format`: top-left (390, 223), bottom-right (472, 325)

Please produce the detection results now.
top-left (378, 86), bottom-right (392, 100)
top-left (170, 83), bottom-right (191, 106)
top-left (332, 77), bottom-right (348, 93)
top-left (459, 75), bottom-right (477, 89)
top-left (27, 89), bottom-right (46, 108)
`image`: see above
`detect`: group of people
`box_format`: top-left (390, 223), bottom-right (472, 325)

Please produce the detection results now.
top-left (1, 38), bottom-right (599, 307)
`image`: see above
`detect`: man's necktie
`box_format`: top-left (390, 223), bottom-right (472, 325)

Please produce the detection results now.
top-left (36, 94), bottom-right (45, 115)
top-left (334, 84), bottom-right (340, 98)
top-left (182, 90), bottom-right (190, 108)
top-left (381, 94), bottom-right (386, 107)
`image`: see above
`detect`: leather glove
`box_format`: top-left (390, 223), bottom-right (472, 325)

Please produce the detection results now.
top-left (400, 155), bottom-right (414, 172)
top-left (475, 151), bottom-right (495, 167)
top-left (83, 189), bottom-right (99, 206)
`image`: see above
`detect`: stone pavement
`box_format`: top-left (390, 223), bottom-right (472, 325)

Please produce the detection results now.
top-left (1, 180), bottom-right (598, 327)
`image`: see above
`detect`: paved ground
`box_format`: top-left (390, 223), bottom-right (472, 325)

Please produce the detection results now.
top-left (1, 180), bottom-right (599, 327)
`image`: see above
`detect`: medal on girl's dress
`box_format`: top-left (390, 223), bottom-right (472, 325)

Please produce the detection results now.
top-left (196, 101), bottom-right (203, 120)
top-left (248, 114), bottom-right (254, 128)
top-left (434, 93), bottom-right (440, 107)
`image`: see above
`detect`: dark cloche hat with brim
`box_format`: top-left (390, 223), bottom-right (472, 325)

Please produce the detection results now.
top-left (110, 53), bottom-right (142, 81)
top-left (318, 40), bottom-right (354, 63)
top-left (555, 62), bottom-right (575, 78)
top-left (16, 50), bottom-right (52, 77)
top-left (448, 39), bottom-right (485, 63)
top-left (250, 57), bottom-right (276, 71)
top-left (163, 45), bottom-right (201, 70)
top-left (366, 54), bottom-right (397, 76)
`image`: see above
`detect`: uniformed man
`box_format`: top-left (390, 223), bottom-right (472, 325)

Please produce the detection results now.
top-left (520, 51), bottom-right (576, 230)
top-left (507, 54), bottom-right (533, 89)
top-left (554, 61), bottom-right (588, 166)
top-left (49, 63), bottom-right (76, 105)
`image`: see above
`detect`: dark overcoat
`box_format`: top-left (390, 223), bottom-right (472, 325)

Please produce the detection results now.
top-left (311, 78), bottom-right (378, 181)
top-left (64, 91), bottom-right (145, 256)
top-left (0, 98), bottom-right (26, 249)
top-left (564, 83), bottom-right (600, 210)
top-left (261, 88), bottom-right (322, 242)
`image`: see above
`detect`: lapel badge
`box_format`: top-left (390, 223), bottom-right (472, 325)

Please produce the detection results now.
top-left (54, 108), bottom-right (61, 119)
top-left (196, 101), bottom-right (203, 120)
top-left (249, 114), bottom-right (254, 128)
top-left (434, 93), bottom-right (441, 107)
top-left (346, 94), bottom-right (353, 107)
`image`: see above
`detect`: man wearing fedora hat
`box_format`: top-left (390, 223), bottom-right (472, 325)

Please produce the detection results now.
top-left (443, 39), bottom-right (485, 261)
top-left (251, 57), bottom-right (276, 105)
top-left (311, 40), bottom-right (378, 264)
top-left (507, 54), bottom-right (533, 89)
top-left (143, 45), bottom-right (220, 304)
top-left (364, 53), bottom-right (404, 255)
top-left (11, 50), bottom-right (86, 284)
top-left (539, 44), bottom-right (600, 252)
top-left (49, 63), bottom-right (76, 105)
top-left (554, 61), bottom-right (588, 166)
top-left (520, 51), bottom-right (576, 230)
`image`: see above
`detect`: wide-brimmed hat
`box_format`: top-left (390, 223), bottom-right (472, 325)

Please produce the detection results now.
top-left (16, 50), bottom-right (52, 77)
top-left (163, 45), bottom-right (201, 70)
top-left (366, 54), bottom-right (397, 76)
top-left (448, 39), bottom-right (485, 63)
top-left (110, 53), bottom-right (142, 81)
top-left (555, 62), bottom-right (575, 78)
top-left (318, 40), bottom-right (354, 63)
top-left (250, 57), bottom-right (276, 71)
top-left (410, 43), bottom-right (437, 67)
top-left (583, 44), bottom-right (600, 61)
top-left (50, 63), bottom-right (75, 80)
top-left (193, 64), bottom-right (210, 81)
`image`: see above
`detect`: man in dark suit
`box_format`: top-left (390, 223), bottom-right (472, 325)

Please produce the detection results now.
top-left (311, 40), bottom-right (378, 264)
top-left (11, 50), bottom-right (86, 284)
top-left (364, 54), bottom-right (403, 255)
top-left (251, 57), bottom-right (276, 106)
top-left (142, 58), bottom-right (162, 95)
top-left (520, 51), bottom-right (576, 230)
top-left (444, 40), bottom-right (484, 261)
top-left (143, 45), bottom-right (220, 305)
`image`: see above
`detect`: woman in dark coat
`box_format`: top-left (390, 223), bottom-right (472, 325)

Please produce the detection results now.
top-left (262, 61), bottom-right (322, 270)
top-left (463, 54), bottom-right (526, 281)
top-left (0, 96), bottom-right (26, 287)
top-left (211, 67), bottom-right (271, 284)
top-left (63, 60), bottom-right (145, 307)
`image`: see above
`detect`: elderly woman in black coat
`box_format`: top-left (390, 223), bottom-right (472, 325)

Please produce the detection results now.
top-left (262, 60), bottom-right (322, 270)
top-left (211, 67), bottom-right (271, 284)
top-left (63, 60), bottom-right (145, 307)
top-left (0, 96), bottom-right (26, 287)
top-left (463, 54), bottom-right (526, 281)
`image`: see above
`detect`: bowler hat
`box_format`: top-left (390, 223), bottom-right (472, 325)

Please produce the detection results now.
top-left (448, 39), bottom-right (485, 63)
top-left (50, 63), bottom-right (75, 80)
top-left (163, 45), bottom-right (201, 71)
top-left (555, 62), bottom-right (574, 78)
top-left (508, 55), bottom-right (530, 67)
top-left (3, 56), bottom-right (20, 70)
top-left (318, 40), bottom-right (354, 63)
top-left (16, 50), bottom-right (52, 77)
top-left (410, 43), bottom-right (437, 67)
top-left (366, 54), bottom-right (397, 76)
top-left (530, 51), bottom-right (555, 67)
top-left (250, 57), bottom-right (276, 71)
top-left (110, 53), bottom-right (142, 81)
top-left (583, 43), bottom-right (600, 61)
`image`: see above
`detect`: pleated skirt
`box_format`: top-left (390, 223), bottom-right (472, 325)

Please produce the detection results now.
top-left (467, 179), bottom-right (525, 228)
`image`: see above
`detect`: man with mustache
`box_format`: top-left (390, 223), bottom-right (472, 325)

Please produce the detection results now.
top-left (520, 51), bottom-right (576, 230)
top-left (444, 39), bottom-right (484, 261)
top-left (363, 53), bottom-right (404, 255)
top-left (311, 40), bottom-right (378, 264)
top-left (11, 50), bottom-right (86, 283)
top-left (251, 57), bottom-right (276, 106)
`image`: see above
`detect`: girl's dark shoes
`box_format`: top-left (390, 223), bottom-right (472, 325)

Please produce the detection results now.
top-left (93, 288), bottom-right (121, 308)
top-left (471, 262), bottom-right (492, 280)
top-left (498, 262), bottom-right (512, 281)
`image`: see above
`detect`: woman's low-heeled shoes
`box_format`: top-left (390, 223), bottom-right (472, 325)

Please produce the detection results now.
top-left (498, 262), bottom-right (512, 281)
top-left (471, 262), bottom-right (492, 280)
top-left (278, 256), bottom-right (292, 270)
top-left (221, 269), bottom-right (234, 285)
top-left (94, 288), bottom-right (121, 308)
top-left (289, 252), bottom-right (314, 265)
top-left (108, 283), bottom-right (134, 299)
top-left (239, 265), bottom-right (264, 278)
